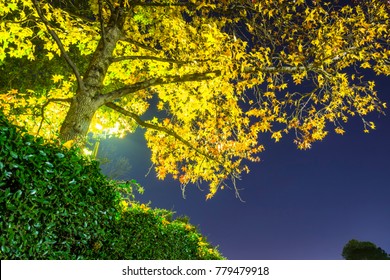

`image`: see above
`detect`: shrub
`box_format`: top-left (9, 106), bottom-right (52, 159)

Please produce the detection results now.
top-left (0, 112), bottom-right (224, 260)
top-left (0, 113), bottom-right (119, 259)
top-left (110, 202), bottom-right (224, 260)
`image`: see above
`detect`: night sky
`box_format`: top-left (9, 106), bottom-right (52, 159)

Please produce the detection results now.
top-left (98, 75), bottom-right (390, 260)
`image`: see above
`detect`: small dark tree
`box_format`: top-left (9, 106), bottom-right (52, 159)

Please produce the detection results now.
top-left (342, 239), bottom-right (390, 260)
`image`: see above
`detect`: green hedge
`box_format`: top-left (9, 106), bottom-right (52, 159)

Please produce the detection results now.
top-left (0, 112), bottom-right (224, 260)
top-left (110, 202), bottom-right (223, 260)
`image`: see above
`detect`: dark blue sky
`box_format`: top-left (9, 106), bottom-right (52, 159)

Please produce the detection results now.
top-left (98, 75), bottom-right (390, 260)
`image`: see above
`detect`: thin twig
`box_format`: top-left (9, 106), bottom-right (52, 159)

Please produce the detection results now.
top-left (37, 98), bottom-right (72, 135)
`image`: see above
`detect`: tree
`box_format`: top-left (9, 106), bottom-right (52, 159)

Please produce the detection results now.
top-left (342, 239), bottom-right (390, 260)
top-left (0, 0), bottom-right (389, 198)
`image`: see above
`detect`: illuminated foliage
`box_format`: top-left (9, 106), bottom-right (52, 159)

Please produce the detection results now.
top-left (0, 0), bottom-right (389, 198)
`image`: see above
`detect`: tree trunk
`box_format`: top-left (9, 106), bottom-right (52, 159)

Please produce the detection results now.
top-left (58, 16), bottom-right (124, 143)
top-left (59, 92), bottom-right (100, 142)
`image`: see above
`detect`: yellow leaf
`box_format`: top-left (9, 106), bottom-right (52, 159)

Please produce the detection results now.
top-left (279, 83), bottom-right (288, 90)
top-left (271, 131), bottom-right (282, 142)
top-left (63, 140), bottom-right (74, 149)
top-left (46, 52), bottom-right (54, 60)
top-left (334, 127), bottom-right (345, 135)
top-left (52, 74), bottom-right (64, 83)
top-left (317, 75), bottom-right (324, 87)
top-left (298, 44), bottom-right (303, 53)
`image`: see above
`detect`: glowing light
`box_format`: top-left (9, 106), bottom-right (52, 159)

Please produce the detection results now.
top-left (106, 122), bottom-right (120, 137)
top-left (82, 148), bottom-right (93, 156)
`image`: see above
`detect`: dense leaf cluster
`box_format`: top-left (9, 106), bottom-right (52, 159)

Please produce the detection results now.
top-left (0, 111), bottom-right (223, 259)
top-left (342, 239), bottom-right (390, 260)
top-left (113, 204), bottom-right (224, 260)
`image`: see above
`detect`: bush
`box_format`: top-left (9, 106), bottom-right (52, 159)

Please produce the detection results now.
top-left (0, 112), bottom-right (224, 260)
top-left (110, 202), bottom-right (224, 260)
top-left (0, 113), bottom-right (119, 259)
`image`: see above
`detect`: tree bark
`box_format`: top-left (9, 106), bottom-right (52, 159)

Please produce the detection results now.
top-left (59, 93), bottom-right (100, 142)
top-left (58, 14), bottom-right (124, 143)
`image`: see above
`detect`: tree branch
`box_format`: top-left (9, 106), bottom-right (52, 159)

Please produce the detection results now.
top-left (245, 46), bottom-right (361, 76)
top-left (131, 1), bottom-right (195, 8)
top-left (119, 37), bottom-right (160, 54)
top-left (99, 71), bottom-right (221, 103)
top-left (110, 55), bottom-right (214, 65)
top-left (37, 97), bottom-right (72, 135)
top-left (104, 102), bottom-right (220, 164)
top-left (32, 0), bottom-right (85, 91)
top-left (98, 0), bottom-right (106, 48)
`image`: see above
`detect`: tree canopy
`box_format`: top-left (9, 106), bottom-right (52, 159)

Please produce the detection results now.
top-left (0, 0), bottom-right (389, 198)
top-left (342, 239), bottom-right (390, 260)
